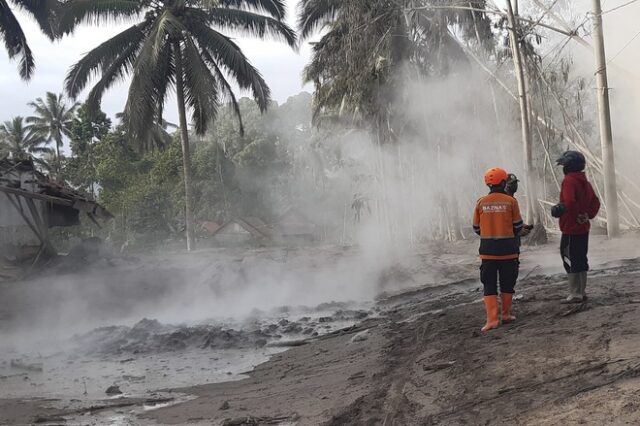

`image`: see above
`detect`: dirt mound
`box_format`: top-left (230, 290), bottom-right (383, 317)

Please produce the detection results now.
top-left (72, 319), bottom-right (274, 355)
top-left (72, 307), bottom-right (372, 356)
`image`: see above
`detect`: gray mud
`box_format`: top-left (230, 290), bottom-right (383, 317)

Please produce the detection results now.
top-left (3, 236), bottom-right (640, 425)
top-left (0, 298), bottom-right (373, 426)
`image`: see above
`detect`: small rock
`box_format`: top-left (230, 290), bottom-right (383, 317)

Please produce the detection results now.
top-left (350, 330), bottom-right (370, 343)
top-left (220, 400), bottom-right (230, 410)
top-left (105, 385), bottom-right (122, 395)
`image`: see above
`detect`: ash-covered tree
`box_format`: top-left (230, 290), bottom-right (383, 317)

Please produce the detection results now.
top-left (61, 0), bottom-right (296, 251)
top-left (298, 0), bottom-right (491, 139)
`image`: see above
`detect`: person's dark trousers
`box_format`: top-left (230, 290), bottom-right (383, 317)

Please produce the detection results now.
top-left (480, 259), bottom-right (519, 296)
top-left (560, 233), bottom-right (589, 273)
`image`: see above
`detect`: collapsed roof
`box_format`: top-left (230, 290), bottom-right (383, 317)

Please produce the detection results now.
top-left (0, 157), bottom-right (113, 228)
top-left (0, 157), bottom-right (113, 261)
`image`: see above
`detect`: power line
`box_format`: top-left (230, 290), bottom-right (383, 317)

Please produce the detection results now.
top-left (601, 0), bottom-right (640, 15)
top-left (608, 28), bottom-right (640, 63)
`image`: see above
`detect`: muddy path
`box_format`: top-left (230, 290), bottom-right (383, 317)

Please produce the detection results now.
top-left (138, 259), bottom-right (640, 426)
top-left (326, 260), bottom-right (640, 425)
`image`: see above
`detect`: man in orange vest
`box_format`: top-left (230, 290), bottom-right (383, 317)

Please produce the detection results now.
top-left (473, 167), bottom-right (531, 332)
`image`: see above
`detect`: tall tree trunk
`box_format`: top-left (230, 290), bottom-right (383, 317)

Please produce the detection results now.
top-left (173, 41), bottom-right (196, 251)
top-left (506, 1), bottom-right (538, 226)
top-left (591, 0), bottom-right (620, 237)
top-left (55, 137), bottom-right (61, 177)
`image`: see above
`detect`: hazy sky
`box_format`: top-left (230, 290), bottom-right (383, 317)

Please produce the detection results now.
top-left (0, 1), bottom-right (312, 124)
top-left (2, 0), bottom-right (639, 126)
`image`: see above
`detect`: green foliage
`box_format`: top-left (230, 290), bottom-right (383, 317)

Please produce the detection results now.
top-left (69, 104), bottom-right (112, 154)
top-left (92, 130), bottom-right (176, 246)
top-left (70, 94), bottom-right (315, 248)
top-left (62, 104), bottom-right (112, 193)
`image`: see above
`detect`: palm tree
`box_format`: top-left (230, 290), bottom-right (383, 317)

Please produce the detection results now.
top-left (61, 0), bottom-right (296, 251)
top-left (298, 0), bottom-right (491, 127)
top-left (0, 116), bottom-right (51, 158)
top-left (0, 0), bottom-right (61, 80)
top-left (26, 92), bottom-right (78, 173)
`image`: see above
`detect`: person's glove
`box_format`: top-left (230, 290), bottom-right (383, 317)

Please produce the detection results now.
top-left (576, 213), bottom-right (589, 224)
top-left (551, 203), bottom-right (566, 218)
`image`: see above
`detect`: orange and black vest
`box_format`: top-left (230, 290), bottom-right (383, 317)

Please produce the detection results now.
top-left (472, 190), bottom-right (523, 260)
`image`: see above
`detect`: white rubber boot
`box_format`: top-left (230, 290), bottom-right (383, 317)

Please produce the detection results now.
top-left (562, 273), bottom-right (583, 303)
top-left (579, 271), bottom-right (588, 301)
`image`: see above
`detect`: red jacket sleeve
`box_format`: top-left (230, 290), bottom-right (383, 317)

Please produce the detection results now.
top-left (560, 177), bottom-right (579, 216)
top-left (585, 182), bottom-right (601, 219)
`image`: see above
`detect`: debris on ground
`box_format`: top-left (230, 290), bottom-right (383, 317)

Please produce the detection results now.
top-left (105, 385), bottom-right (122, 395)
top-left (10, 359), bottom-right (43, 372)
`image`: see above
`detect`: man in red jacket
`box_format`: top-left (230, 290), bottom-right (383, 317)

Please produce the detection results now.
top-left (551, 151), bottom-right (601, 303)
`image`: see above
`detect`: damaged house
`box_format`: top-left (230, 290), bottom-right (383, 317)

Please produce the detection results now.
top-left (209, 217), bottom-right (271, 246)
top-left (0, 158), bottom-right (112, 263)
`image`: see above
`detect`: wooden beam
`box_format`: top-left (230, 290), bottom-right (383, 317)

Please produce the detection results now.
top-left (4, 193), bottom-right (43, 243)
top-left (25, 198), bottom-right (47, 238)
top-left (0, 185), bottom-right (73, 207)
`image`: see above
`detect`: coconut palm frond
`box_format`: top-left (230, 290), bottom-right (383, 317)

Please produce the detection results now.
top-left (190, 22), bottom-right (270, 111)
top-left (181, 36), bottom-right (220, 135)
top-left (12, 0), bottom-right (61, 39)
top-left (65, 23), bottom-right (147, 98)
top-left (121, 18), bottom-right (175, 141)
top-left (297, 0), bottom-right (342, 40)
top-left (58, 0), bottom-right (144, 35)
top-left (0, 0), bottom-right (35, 79)
top-left (208, 7), bottom-right (297, 47)
top-left (200, 46), bottom-right (245, 135)
top-left (219, 0), bottom-right (286, 20)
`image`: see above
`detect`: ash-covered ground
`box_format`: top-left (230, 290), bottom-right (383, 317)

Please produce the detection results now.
top-left (2, 235), bottom-right (640, 425)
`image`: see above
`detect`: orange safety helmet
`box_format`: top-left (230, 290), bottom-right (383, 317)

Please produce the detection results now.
top-left (484, 167), bottom-right (508, 186)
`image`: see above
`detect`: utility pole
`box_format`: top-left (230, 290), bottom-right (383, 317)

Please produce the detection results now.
top-left (591, 0), bottom-right (620, 237)
top-left (506, 0), bottom-right (540, 226)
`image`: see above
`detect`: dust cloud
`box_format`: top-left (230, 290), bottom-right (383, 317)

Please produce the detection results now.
top-left (3, 59), bottom-right (525, 350)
